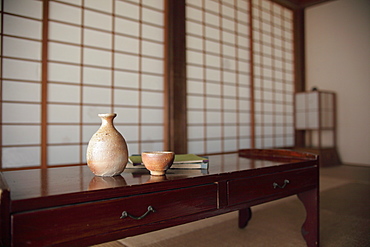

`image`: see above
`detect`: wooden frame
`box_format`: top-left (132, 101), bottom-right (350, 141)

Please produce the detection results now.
top-left (164, 0), bottom-right (188, 153)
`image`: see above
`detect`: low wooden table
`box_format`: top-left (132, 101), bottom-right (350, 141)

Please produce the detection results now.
top-left (0, 149), bottom-right (319, 246)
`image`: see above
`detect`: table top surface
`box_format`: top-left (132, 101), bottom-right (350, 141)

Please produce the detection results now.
top-left (1, 151), bottom-right (317, 203)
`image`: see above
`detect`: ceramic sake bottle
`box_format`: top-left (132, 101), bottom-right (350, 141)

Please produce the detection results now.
top-left (86, 113), bottom-right (128, 176)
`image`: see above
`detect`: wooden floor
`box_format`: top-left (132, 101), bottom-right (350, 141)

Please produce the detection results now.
top-left (94, 164), bottom-right (370, 247)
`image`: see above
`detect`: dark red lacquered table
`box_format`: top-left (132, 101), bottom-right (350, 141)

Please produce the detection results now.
top-left (0, 149), bottom-right (319, 246)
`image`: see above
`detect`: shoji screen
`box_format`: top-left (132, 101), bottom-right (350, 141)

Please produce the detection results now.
top-left (186, 0), bottom-right (252, 154)
top-left (1, 0), bottom-right (43, 169)
top-left (252, 0), bottom-right (294, 148)
top-left (186, 0), bottom-right (295, 154)
top-left (1, 0), bottom-right (165, 169)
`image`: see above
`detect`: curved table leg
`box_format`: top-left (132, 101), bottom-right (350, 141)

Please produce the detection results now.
top-left (297, 188), bottom-right (319, 247)
top-left (238, 207), bottom-right (252, 228)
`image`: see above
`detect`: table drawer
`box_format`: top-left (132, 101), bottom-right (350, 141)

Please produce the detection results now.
top-left (228, 167), bottom-right (317, 206)
top-left (12, 184), bottom-right (218, 246)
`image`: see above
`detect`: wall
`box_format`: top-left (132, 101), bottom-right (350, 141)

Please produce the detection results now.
top-left (305, 0), bottom-right (370, 165)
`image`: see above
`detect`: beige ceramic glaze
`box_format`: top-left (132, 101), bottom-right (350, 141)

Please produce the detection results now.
top-left (86, 113), bottom-right (128, 176)
top-left (88, 175), bottom-right (127, 190)
top-left (142, 151), bottom-right (175, 176)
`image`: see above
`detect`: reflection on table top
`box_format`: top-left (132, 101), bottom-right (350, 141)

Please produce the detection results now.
top-left (1, 153), bottom-right (307, 201)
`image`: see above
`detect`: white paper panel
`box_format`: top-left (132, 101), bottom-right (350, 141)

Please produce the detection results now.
top-left (143, 8), bottom-right (163, 25)
top-left (187, 95), bottom-right (204, 109)
top-left (114, 53), bottom-right (139, 71)
top-left (84, 10), bottom-right (112, 31)
top-left (3, 15), bottom-right (41, 39)
top-left (83, 86), bottom-right (111, 104)
top-left (239, 138), bottom-right (251, 149)
top-left (114, 71), bottom-right (140, 88)
top-left (142, 24), bottom-right (163, 42)
top-left (186, 21), bottom-right (203, 36)
top-left (224, 125), bottom-right (237, 138)
top-left (141, 108), bottom-right (163, 124)
top-left (49, 2), bottom-right (82, 25)
top-left (142, 0), bottom-right (164, 10)
top-left (187, 36), bottom-right (203, 50)
top-left (84, 29), bottom-right (112, 49)
top-left (113, 107), bottom-right (139, 124)
top-left (187, 140), bottom-right (205, 154)
top-left (4, 0), bottom-right (42, 18)
top-left (2, 103), bottom-right (41, 123)
top-left (188, 111), bottom-right (205, 124)
top-left (308, 111), bottom-right (319, 129)
top-left (141, 125), bottom-right (163, 140)
top-left (83, 67), bottom-right (112, 86)
top-left (188, 126), bottom-right (205, 139)
top-left (141, 91), bottom-right (163, 107)
top-left (82, 123), bottom-right (100, 143)
top-left (48, 145), bottom-right (80, 165)
top-left (84, 0), bottom-right (112, 13)
top-left (206, 83), bottom-right (221, 96)
top-left (142, 75), bottom-right (163, 90)
top-left (187, 6), bottom-right (202, 21)
top-left (206, 97), bottom-right (221, 110)
top-left (308, 92), bottom-right (319, 109)
top-left (115, 1), bottom-right (139, 19)
top-left (48, 63), bottom-right (81, 83)
top-left (206, 111), bottom-right (221, 124)
top-left (142, 57), bottom-right (163, 74)
top-left (187, 50), bottom-right (203, 65)
top-left (82, 106), bottom-right (111, 124)
top-left (187, 65), bottom-right (204, 80)
top-left (239, 112), bottom-right (250, 123)
top-left (49, 22), bottom-right (81, 44)
top-left (49, 42), bottom-right (81, 63)
top-left (48, 125), bottom-right (80, 144)
top-left (2, 125), bottom-right (40, 145)
top-left (48, 83), bottom-right (80, 103)
top-left (2, 81), bottom-right (41, 102)
top-left (115, 18), bottom-right (139, 36)
top-left (206, 139), bottom-right (222, 153)
top-left (2, 147), bottom-right (41, 168)
top-left (205, 0), bottom-right (218, 12)
top-left (57, 0), bottom-right (82, 5)
top-left (116, 125), bottom-right (139, 143)
top-left (224, 139), bottom-right (238, 152)
top-left (3, 37), bottom-right (41, 60)
top-left (224, 98), bottom-right (237, 110)
top-left (114, 89), bottom-right (139, 106)
top-left (83, 48), bottom-right (112, 68)
top-left (115, 35), bottom-right (139, 54)
top-left (48, 104), bottom-right (80, 123)
top-left (142, 41), bottom-right (163, 58)
top-left (3, 59), bottom-right (41, 80)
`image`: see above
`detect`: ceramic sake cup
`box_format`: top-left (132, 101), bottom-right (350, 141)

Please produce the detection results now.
top-left (141, 151), bottom-right (175, 176)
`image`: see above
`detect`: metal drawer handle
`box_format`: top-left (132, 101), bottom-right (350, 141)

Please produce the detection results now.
top-left (120, 206), bottom-right (156, 220)
top-left (273, 179), bottom-right (290, 189)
